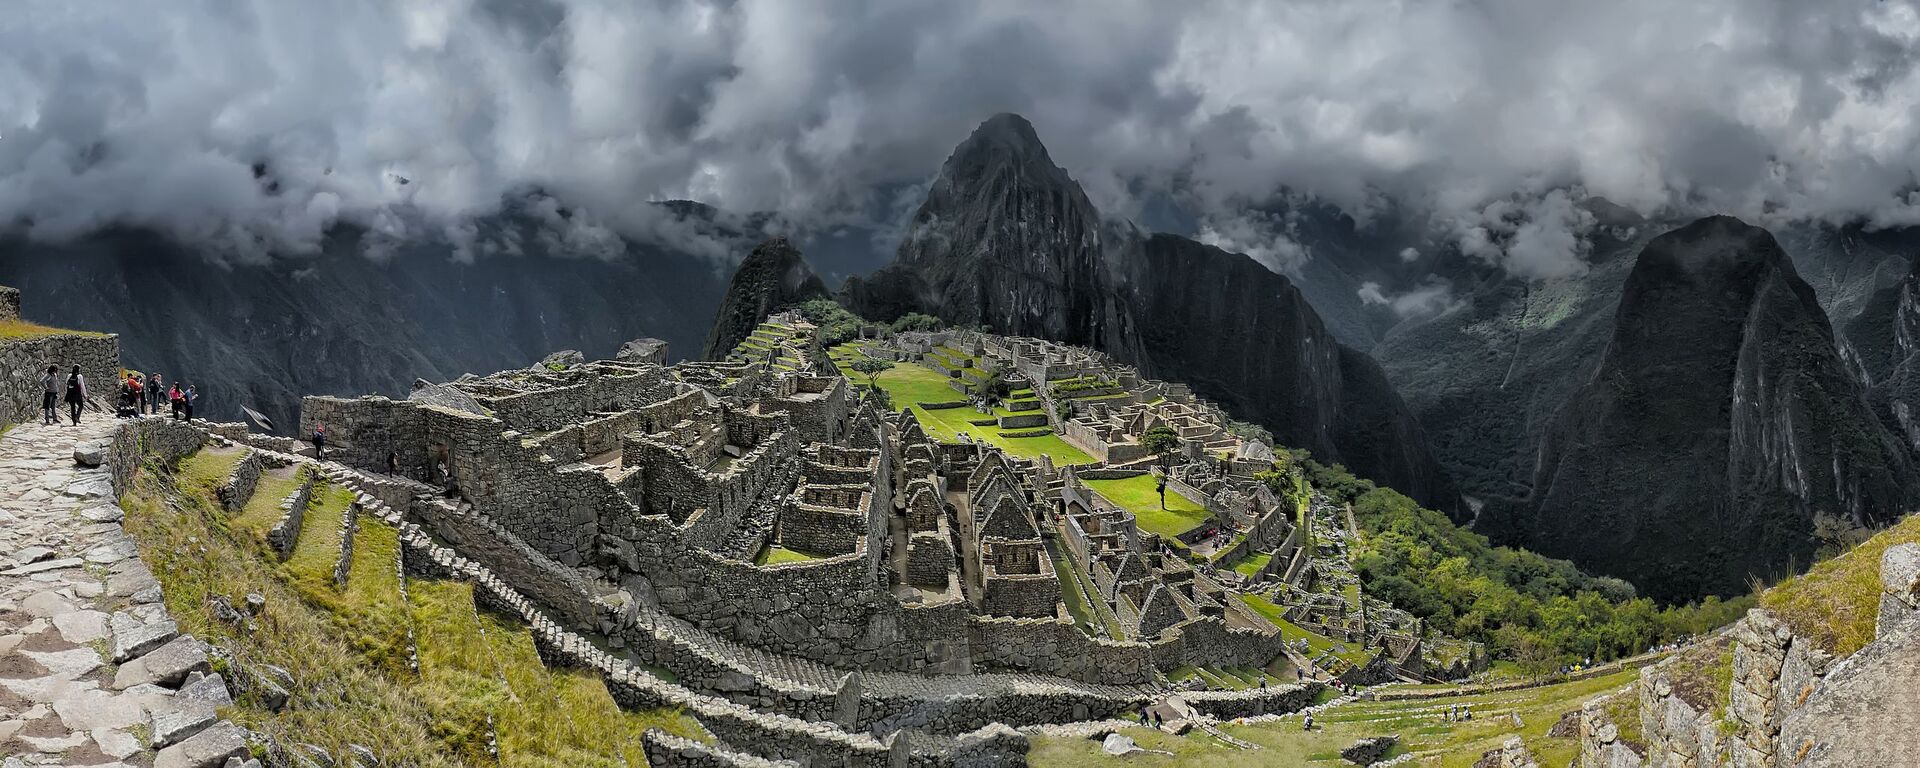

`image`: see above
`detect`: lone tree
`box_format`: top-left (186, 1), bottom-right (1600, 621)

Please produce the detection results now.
top-left (849, 357), bottom-right (895, 389)
top-left (1141, 424), bottom-right (1182, 508)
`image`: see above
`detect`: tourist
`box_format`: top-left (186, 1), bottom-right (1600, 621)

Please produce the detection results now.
top-left (312, 424), bottom-right (327, 459)
top-left (1303, 713), bottom-right (1314, 731)
top-left (63, 365), bottom-right (88, 426)
top-left (40, 365), bottom-right (58, 425)
top-left (182, 384), bottom-right (198, 422)
top-left (148, 373), bottom-right (164, 414)
top-left (387, 450), bottom-right (400, 475)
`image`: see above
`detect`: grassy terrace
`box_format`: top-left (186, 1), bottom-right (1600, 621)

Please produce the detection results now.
top-left (1231, 552), bottom-right (1273, 578)
top-left (830, 343), bottom-right (1096, 464)
top-left (0, 319), bottom-right (109, 340)
top-left (755, 544), bottom-right (823, 565)
top-left (1761, 512), bottom-right (1920, 656)
top-left (1082, 475), bottom-right (1212, 540)
top-left (1029, 667), bottom-right (1641, 767)
top-left (1238, 594), bottom-right (1372, 667)
top-left (125, 448), bottom-right (702, 765)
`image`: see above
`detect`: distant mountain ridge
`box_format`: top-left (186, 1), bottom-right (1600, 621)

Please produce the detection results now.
top-left (0, 204), bottom-right (748, 432)
top-left (842, 113), bottom-right (1462, 514)
top-left (1482, 216), bottom-right (1920, 599)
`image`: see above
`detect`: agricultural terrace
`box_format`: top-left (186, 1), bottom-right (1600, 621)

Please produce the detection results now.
top-left (829, 342), bottom-right (1096, 463)
top-left (1082, 474), bottom-right (1213, 540)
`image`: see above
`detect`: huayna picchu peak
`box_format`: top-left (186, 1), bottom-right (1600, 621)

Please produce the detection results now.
top-left (844, 114), bottom-right (1463, 517)
top-left (1484, 215), bottom-right (1920, 601)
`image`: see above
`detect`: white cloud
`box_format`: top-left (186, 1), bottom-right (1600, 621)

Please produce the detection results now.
top-left (2, 0), bottom-right (1919, 268)
top-left (1196, 210), bottom-right (1310, 275)
top-left (1359, 277), bottom-right (1464, 319)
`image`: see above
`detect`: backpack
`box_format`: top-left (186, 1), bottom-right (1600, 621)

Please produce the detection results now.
top-left (65, 375), bottom-right (82, 401)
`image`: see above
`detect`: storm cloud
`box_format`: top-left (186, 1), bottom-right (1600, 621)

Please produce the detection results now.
top-left (3, 0), bottom-right (1918, 272)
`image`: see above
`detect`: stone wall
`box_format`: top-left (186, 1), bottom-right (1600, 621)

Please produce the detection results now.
top-left (215, 449), bottom-right (264, 513)
top-left (1578, 695), bottom-right (1646, 768)
top-left (0, 284), bottom-right (18, 321)
top-left (1, 332), bottom-right (120, 429)
top-left (965, 615), bottom-right (1156, 686)
top-left (266, 474), bottom-right (317, 560)
top-left (107, 415), bottom-right (208, 492)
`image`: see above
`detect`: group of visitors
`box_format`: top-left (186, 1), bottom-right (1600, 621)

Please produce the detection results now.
top-left (114, 371), bottom-right (199, 422)
top-left (38, 366), bottom-right (201, 427)
top-left (1444, 703), bottom-right (1473, 722)
top-left (39, 365), bottom-right (89, 426)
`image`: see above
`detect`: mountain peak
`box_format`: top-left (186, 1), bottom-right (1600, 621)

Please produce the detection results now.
top-left (702, 237), bottom-right (826, 359)
top-left (940, 113), bottom-right (1070, 188)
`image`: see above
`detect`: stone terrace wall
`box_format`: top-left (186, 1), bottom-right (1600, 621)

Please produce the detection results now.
top-left (107, 414), bottom-right (208, 491)
top-left (1, 332), bottom-right (119, 428)
top-left (0, 284), bottom-right (18, 321)
top-left (215, 449), bottom-right (265, 512)
top-left (966, 615), bottom-right (1156, 686)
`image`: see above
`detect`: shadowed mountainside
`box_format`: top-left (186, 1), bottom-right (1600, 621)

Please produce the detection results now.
top-left (842, 113), bottom-right (1462, 514)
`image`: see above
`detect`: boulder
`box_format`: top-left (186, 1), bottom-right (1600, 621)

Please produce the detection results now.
top-left (73, 440), bottom-right (108, 467)
top-left (155, 721), bottom-right (249, 768)
top-left (616, 337), bottom-right (670, 366)
top-left (1341, 735), bottom-right (1398, 765)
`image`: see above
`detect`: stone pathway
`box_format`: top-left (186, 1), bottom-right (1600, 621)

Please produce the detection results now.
top-left (0, 419), bottom-right (253, 768)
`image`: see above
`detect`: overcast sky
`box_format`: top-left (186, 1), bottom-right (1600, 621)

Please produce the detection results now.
top-left (3, 0), bottom-right (1918, 276)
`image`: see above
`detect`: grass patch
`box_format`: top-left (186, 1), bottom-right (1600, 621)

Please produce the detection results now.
top-left (1029, 669), bottom-right (1644, 767)
top-left (830, 343), bottom-right (1096, 464)
top-left (122, 448), bottom-right (701, 765)
top-left (1238, 595), bottom-right (1371, 667)
top-left (1083, 475), bottom-right (1212, 540)
top-left (1231, 552), bottom-right (1273, 578)
top-left (0, 319), bottom-right (107, 340)
top-left (231, 467), bottom-right (309, 537)
top-left (756, 545), bottom-right (822, 565)
top-left (1760, 512), bottom-right (1920, 656)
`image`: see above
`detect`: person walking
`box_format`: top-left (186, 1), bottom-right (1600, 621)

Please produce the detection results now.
top-left (63, 365), bottom-right (88, 426)
top-left (182, 384), bottom-right (198, 422)
top-left (40, 365), bottom-right (58, 425)
top-left (312, 424), bottom-right (326, 459)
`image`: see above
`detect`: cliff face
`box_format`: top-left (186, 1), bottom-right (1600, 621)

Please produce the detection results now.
top-left (0, 214), bottom-right (735, 434)
top-left (1507, 216), bottom-right (1920, 600)
top-left (702, 237), bottom-right (828, 359)
top-left (843, 114), bottom-right (1461, 513)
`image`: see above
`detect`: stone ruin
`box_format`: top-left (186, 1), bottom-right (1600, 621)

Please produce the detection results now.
top-left (37, 315), bottom-right (1493, 766)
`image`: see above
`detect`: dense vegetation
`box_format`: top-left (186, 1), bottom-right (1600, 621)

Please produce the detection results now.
top-left (793, 298), bottom-right (866, 345)
top-left (1303, 457), bottom-right (1752, 671)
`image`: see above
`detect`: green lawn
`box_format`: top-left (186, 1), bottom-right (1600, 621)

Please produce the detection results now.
top-left (1238, 594), bottom-right (1371, 667)
top-left (830, 343), bottom-right (1096, 464)
top-left (756, 545), bottom-right (822, 565)
top-left (1029, 667), bottom-right (1642, 767)
top-left (1083, 475), bottom-right (1212, 539)
top-left (1232, 552), bottom-right (1273, 578)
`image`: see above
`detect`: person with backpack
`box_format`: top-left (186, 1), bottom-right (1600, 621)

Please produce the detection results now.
top-left (182, 384), bottom-right (198, 422)
top-left (63, 365), bottom-right (88, 426)
top-left (168, 383), bottom-right (184, 420)
top-left (40, 365), bottom-right (58, 425)
top-left (312, 424), bottom-right (326, 459)
top-left (127, 374), bottom-right (144, 416)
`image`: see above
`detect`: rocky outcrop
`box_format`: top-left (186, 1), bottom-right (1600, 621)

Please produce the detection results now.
top-left (703, 237), bottom-right (828, 360)
top-left (1502, 216), bottom-right (1920, 600)
top-left (1776, 543), bottom-right (1920, 767)
top-left (842, 114), bottom-right (1460, 513)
